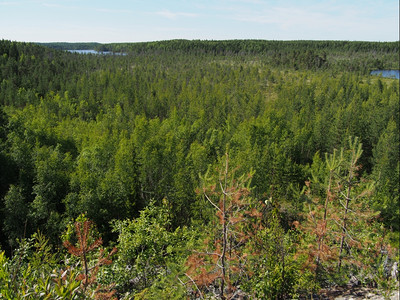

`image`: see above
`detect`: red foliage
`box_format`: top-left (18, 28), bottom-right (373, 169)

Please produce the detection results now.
top-left (63, 219), bottom-right (117, 300)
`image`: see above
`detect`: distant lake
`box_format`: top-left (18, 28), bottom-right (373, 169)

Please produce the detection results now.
top-left (370, 69), bottom-right (399, 79)
top-left (67, 49), bottom-right (126, 55)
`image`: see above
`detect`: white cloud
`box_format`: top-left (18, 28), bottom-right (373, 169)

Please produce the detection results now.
top-left (96, 8), bottom-right (132, 14)
top-left (154, 10), bottom-right (198, 20)
top-left (223, 1), bottom-right (398, 40)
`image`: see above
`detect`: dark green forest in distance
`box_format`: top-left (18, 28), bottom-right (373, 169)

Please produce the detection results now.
top-left (40, 39), bottom-right (399, 72)
top-left (0, 39), bottom-right (399, 299)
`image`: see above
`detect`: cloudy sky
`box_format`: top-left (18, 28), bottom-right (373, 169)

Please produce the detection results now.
top-left (0, 0), bottom-right (398, 42)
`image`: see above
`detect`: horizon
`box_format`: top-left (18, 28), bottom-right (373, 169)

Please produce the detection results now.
top-left (11, 39), bottom-right (400, 44)
top-left (1, 0), bottom-right (399, 43)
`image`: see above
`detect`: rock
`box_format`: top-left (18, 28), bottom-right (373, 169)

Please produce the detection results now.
top-left (391, 261), bottom-right (398, 281)
top-left (348, 275), bottom-right (359, 287)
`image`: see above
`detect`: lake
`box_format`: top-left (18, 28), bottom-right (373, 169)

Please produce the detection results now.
top-left (67, 50), bottom-right (126, 55)
top-left (370, 69), bottom-right (400, 79)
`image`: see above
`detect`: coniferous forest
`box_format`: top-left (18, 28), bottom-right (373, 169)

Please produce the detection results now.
top-left (0, 39), bottom-right (399, 299)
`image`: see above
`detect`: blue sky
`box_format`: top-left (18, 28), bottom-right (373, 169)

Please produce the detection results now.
top-left (0, 0), bottom-right (398, 42)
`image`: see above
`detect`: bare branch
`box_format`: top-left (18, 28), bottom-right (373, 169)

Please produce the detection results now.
top-left (177, 276), bottom-right (190, 286)
top-left (331, 219), bottom-right (359, 244)
top-left (184, 273), bottom-right (204, 300)
top-left (192, 250), bottom-right (222, 258)
top-left (204, 192), bottom-right (222, 213)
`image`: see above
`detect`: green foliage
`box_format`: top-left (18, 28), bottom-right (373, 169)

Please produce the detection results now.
top-left (2, 185), bottom-right (29, 247)
top-left (111, 200), bottom-right (193, 297)
top-left (0, 232), bottom-right (81, 299)
top-left (374, 258), bottom-right (399, 300)
top-left (370, 119), bottom-right (400, 230)
top-left (244, 204), bottom-right (306, 299)
top-left (0, 39), bottom-right (398, 298)
top-left (30, 144), bottom-right (73, 242)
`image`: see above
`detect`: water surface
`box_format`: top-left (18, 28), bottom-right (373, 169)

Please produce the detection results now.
top-left (67, 49), bottom-right (126, 55)
top-left (370, 70), bottom-right (399, 79)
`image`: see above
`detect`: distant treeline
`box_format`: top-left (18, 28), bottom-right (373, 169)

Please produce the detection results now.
top-left (39, 39), bottom-right (399, 73)
top-left (40, 39), bottom-right (399, 54)
top-left (37, 42), bottom-right (102, 51)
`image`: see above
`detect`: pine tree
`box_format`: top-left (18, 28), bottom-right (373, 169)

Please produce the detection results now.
top-left (185, 153), bottom-right (260, 299)
top-left (295, 137), bottom-right (386, 285)
top-left (63, 218), bottom-right (117, 299)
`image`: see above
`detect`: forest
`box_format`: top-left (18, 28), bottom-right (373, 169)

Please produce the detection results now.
top-left (0, 39), bottom-right (399, 299)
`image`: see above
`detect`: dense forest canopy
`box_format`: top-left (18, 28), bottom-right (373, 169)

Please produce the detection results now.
top-left (0, 39), bottom-right (399, 299)
top-left (40, 39), bottom-right (399, 72)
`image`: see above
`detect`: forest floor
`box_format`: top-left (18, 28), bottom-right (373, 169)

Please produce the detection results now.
top-left (318, 286), bottom-right (399, 300)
